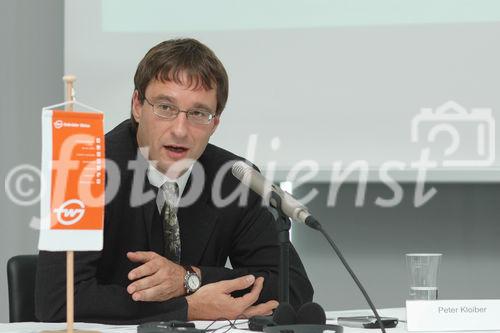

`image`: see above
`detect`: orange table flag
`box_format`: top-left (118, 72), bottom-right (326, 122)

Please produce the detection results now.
top-left (39, 109), bottom-right (105, 251)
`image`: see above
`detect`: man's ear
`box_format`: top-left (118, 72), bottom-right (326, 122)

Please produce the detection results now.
top-left (209, 116), bottom-right (220, 136)
top-left (131, 90), bottom-right (143, 122)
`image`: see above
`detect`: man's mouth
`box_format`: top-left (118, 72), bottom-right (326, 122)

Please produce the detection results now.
top-left (164, 145), bottom-right (188, 153)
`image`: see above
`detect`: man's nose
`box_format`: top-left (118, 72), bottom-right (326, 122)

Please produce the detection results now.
top-left (170, 112), bottom-right (189, 138)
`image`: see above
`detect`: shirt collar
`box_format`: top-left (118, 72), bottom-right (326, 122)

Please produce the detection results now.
top-left (147, 163), bottom-right (192, 197)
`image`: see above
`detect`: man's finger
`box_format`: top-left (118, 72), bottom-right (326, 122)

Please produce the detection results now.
top-left (242, 300), bottom-right (280, 318)
top-left (127, 273), bottom-right (162, 294)
top-left (218, 275), bottom-right (256, 294)
top-left (228, 276), bottom-right (264, 315)
top-left (239, 276), bottom-right (264, 305)
top-left (128, 260), bottom-right (159, 280)
top-left (127, 251), bottom-right (158, 263)
top-left (131, 284), bottom-right (166, 302)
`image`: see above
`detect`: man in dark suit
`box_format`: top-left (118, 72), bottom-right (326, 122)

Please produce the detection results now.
top-left (36, 38), bottom-right (313, 324)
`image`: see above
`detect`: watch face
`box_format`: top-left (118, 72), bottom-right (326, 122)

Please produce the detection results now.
top-left (187, 274), bottom-right (201, 290)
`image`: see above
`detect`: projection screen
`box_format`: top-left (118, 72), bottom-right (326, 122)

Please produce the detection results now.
top-left (65, 0), bottom-right (500, 181)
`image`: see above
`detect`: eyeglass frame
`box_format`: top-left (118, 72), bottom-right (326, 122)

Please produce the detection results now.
top-left (142, 96), bottom-right (217, 125)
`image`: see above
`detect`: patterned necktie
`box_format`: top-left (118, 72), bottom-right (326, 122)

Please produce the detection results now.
top-left (159, 182), bottom-right (181, 262)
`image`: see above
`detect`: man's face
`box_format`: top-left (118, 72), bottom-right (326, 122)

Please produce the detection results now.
top-left (132, 76), bottom-right (219, 177)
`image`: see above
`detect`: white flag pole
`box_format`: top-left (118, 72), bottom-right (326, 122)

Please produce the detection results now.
top-left (63, 75), bottom-right (76, 333)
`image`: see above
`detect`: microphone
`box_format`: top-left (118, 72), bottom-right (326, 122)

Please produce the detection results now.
top-left (231, 161), bottom-right (319, 229)
top-left (296, 302), bottom-right (326, 325)
top-left (232, 161), bottom-right (387, 333)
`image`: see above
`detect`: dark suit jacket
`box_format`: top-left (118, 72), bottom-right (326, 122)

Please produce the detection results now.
top-left (35, 119), bottom-right (313, 324)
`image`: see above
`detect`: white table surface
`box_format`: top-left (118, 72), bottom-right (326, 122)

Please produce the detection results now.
top-left (0, 308), bottom-right (494, 333)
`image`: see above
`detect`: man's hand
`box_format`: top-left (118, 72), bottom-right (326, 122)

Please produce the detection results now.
top-left (186, 275), bottom-right (279, 320)
top-left (126, 251), bottom-right (188, 302)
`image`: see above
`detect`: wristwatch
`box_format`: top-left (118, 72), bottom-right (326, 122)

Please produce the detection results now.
top-left (183, 265), bottom-right (201, 294)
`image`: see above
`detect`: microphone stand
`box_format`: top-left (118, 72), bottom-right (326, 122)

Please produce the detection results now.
top-left (231, 162), bottom-right (386, 333)
top-left (246, 192), bottom-right (293, 332)
top-left (263, 191), bottom-right (344, 333)
top-left (269, 191), bottom-right (291, 304)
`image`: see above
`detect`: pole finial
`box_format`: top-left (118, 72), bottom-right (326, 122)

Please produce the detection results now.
top-left (63, 75), bottom-right (77, 110)
top-left (63, 75), bottom-right (77, 84)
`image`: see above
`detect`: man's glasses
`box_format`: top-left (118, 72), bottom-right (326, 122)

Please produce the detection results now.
top-left (144, 97), bottom-right (216, 125)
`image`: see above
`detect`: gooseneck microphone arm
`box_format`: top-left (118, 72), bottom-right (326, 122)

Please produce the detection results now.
top-left (305, 216), bottom-right (386, 333)
top-left (231, 161), bottom-right (386, 333)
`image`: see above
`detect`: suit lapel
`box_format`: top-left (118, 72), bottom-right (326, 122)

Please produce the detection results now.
top-left (119, 123), bottom-right (164, 255)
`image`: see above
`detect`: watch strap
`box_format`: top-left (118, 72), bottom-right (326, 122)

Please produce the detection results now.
top-left (183, 265), bottom-right (196, 274)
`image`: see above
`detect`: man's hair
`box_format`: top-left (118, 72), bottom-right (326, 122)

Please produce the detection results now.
top-left (131, 38), bottom-right (229, 129)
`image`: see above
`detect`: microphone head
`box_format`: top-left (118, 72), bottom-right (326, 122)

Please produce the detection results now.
top-left (231, 160), bottom-right (251, 180)
top-left (272, 302), bottom-right (297, 325)
top-left (296, 302), bottom-right (326, 325)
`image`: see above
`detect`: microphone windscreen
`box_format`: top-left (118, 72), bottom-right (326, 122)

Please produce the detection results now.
top-left (231, 161), bottom-right (249, 180)
top-left (272, 302), bottom-right (297, 325)
top-left (296, 302), bottom-right (326, 325)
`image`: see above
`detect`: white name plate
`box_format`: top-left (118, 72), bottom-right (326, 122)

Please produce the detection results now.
top-left (406, 299), bottom-right (500, 331)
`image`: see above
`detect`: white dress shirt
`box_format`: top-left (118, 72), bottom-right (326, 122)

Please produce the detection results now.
top-left (147, 164), bottom-right (192, 213)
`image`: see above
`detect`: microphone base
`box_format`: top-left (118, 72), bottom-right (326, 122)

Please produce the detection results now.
top-left (263, 324), bottom-right (343, 333)
top-left (248, 315), bottom-right (275, 331)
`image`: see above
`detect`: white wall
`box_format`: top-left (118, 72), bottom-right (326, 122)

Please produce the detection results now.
top-left (0, 0), bottom-right (64, 322)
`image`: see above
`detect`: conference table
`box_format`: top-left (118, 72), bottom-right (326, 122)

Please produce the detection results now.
top-left (0, 308), bottom-right (492, 333)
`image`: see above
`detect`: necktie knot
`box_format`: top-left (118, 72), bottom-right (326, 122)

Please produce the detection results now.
top-left (160, 181), bottom-right (179, 208)
top-left (162, 181), bottom-right (178, 194)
